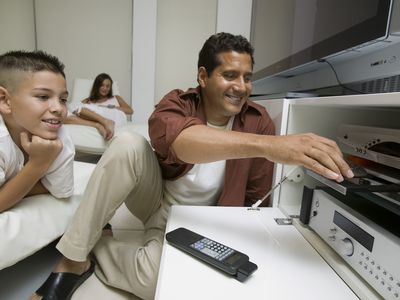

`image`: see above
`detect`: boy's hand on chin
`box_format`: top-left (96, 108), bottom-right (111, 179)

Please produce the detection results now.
top-left (20, 131), bottom-right (63, 168)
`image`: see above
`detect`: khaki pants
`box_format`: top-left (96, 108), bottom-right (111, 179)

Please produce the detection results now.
top-left (56, 132), bottom-right (169, 300)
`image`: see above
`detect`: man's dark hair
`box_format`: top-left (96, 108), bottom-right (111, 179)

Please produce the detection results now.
top-left (198, 32), bottom-right (254, 76)
top-left (89, 73), bottom-right (114, 101)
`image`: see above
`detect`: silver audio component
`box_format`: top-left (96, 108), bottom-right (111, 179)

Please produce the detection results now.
top-left (337, 124), bottom-right (400, 170)
top-left (308, 190), bottom-right (400, 300)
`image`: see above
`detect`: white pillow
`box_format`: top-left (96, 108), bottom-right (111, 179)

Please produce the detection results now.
top-left (0, 161), bottom-right (96, 270)
top-left (65, 123), bottom-right (150, 155)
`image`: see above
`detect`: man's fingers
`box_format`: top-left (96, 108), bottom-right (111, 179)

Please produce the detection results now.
top-left (307, 135), bottom-right (353, 179)
top-left (305, 157), bottom-right (344, 182)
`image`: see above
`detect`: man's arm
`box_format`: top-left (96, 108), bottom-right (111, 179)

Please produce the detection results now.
top-left (172, 125), bottom-right (353, 182)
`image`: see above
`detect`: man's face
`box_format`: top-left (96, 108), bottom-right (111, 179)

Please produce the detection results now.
top-left (5, 71), bottom-right (68, 140)
top-left (199, 51), bottom-right (253, 125)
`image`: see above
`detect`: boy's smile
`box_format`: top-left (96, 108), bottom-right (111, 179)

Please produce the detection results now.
top-left (6, 71), bottom-right (68, 142)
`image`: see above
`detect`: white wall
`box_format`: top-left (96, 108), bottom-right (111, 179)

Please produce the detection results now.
top-left (216, 0), bottom-right (252, 40)
top-left (131, 0), bottom-right (157, 124)
top-left (1, 0), bottom-right (255, 123)
top-left (0, 0), bottom-right (35, 53)
top-left (154, 0), bottom-right (218, 103)
top-left (154, 0), bottom-right (254, 104)
top-left (34, 0), bottom-right (132, 104)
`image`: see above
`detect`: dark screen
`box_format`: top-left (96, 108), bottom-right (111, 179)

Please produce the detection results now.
top-left (251, 0), bottom-right (392, 79)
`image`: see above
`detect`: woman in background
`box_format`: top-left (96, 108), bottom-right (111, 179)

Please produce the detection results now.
top-left (65, 73), bottom-right (133, 140)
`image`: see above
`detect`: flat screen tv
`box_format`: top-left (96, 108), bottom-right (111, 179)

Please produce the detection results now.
top-left (251, 0), bottom-right (393, 80)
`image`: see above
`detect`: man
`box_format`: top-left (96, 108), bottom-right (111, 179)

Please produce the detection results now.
top-left (32, 32), bottom-right (353, 300)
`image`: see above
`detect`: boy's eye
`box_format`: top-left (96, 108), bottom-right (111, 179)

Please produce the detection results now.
top-left (37, 95), bottom-right (49, 100)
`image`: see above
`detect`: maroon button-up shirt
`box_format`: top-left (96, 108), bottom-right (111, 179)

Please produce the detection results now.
top-left (149, 87), bottom-right (275, 207)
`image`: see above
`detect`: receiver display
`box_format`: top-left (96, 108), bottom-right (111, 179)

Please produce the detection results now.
top-left (333, 211), bottom-right (374, 252)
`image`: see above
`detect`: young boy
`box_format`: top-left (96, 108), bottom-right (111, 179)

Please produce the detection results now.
top-left (0, 50), bottom-right (75, 212)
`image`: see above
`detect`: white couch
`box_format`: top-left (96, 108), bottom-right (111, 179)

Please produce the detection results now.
top-left (65, 78), bottom-right (149, 155)
top-left (0, 161), bottom-right (96, 270)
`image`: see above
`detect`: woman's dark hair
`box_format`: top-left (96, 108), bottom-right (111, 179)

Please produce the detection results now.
top-left (198, 32), bottom-right (254, 76)
top-left (89, 73), bottom-right (113, 101)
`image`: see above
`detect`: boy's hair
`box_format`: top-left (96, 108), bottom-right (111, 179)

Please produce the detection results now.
top-left (89, 73), bottom-right (113, 101)
top-left (0, 50), bottom-right (65, 94)
top-left (198, 32), bottom-right (254, 76)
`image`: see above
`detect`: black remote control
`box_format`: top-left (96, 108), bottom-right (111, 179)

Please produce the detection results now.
top-left (165, 227), bottom-right (257, 282)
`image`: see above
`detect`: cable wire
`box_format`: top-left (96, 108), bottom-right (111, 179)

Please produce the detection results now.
top-left (317, 59), bottom-right (366, 94)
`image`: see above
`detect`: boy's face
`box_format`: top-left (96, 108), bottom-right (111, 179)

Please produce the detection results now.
top-left (3, 71), bottom-right (68, 140)
top-left (198, 51), bottom-right (253, 126)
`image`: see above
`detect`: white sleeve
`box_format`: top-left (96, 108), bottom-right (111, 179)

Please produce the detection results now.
top-left (0, 153), bottom-right (6, 187)
top-left (0, 134), bottom-right (20, 187)
top-left (0, 133), bottom-right (8, 186)
top-left (41, 127), bottom-right (75, 198)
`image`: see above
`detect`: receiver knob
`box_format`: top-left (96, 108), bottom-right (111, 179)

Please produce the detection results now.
top-left (339, 238), bottom-right (354, 256)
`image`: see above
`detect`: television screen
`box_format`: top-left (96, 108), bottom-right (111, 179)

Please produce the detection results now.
top-left (251, 0), bottom-right (393, 80)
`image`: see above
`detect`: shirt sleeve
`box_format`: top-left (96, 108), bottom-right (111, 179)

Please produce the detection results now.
top-left (149, 89), bottom-right (203, 166)
top-left (0, 134), bottom-right (21, 187)
top-left (41, 127), bottom-right (75, 198)
top-left (0, 154), bottom-right (6, 187)
top-left (0, 133), bottom-right (8, 186)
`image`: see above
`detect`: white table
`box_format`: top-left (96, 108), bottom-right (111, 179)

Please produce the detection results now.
top-left (155, 206), bottom-right (359, 300)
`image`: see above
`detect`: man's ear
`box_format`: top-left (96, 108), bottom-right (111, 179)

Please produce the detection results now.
top-left (0, 86), bottom-right (12, 114)
top-left (197, 67), bottom-right (208, 88)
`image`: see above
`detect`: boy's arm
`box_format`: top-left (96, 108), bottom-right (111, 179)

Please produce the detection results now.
top-left (0, 161), bottom-right (50, 212)
top-left (27, 180), bottom-right (49, 196)
top-left (0, 132), bottom-right (62, 212)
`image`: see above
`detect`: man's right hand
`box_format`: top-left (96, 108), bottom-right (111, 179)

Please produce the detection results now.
top-left (263, 133), bottom-right (354, 182)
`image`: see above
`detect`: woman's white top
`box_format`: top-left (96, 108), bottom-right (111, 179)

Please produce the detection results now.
top-left (90, 97), bottom-right (119, 108)
top-left (75, 96), bottom-right (127, 127)
top-left (163, 117), bottom-right (234, 206)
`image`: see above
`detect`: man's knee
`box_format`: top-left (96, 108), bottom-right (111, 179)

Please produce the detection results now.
top-left (103, 132), bottom-right (151, 164)
top-left (111, 131), bottom-right (150, 153)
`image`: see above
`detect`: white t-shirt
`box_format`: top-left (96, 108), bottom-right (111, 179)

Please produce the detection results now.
top-left (0, 120), bottom-right (75, 198)
top-left (164, 117), bottom-right (234, 206)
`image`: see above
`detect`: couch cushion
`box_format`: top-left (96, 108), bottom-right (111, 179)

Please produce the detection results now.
top-left (0, 161), bottom-right (96, 270)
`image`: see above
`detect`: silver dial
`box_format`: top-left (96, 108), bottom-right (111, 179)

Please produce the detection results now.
top-left (339, 238), bottom-right (354, 256)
